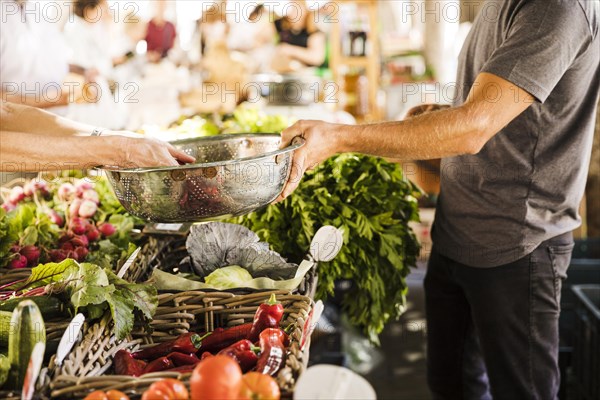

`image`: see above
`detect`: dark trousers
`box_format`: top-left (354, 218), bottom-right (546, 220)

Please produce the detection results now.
top-left (425, 233), bottom-right (574, 400)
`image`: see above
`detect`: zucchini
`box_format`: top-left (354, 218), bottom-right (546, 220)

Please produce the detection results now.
top-left (0, 311), bottom-right (11, 347)
top-left (0, 354), bottom-right (8, 388)
top-left (7, 300), bottom-right (45, 390)
top-left (0, 295), bottom-right (66, 318)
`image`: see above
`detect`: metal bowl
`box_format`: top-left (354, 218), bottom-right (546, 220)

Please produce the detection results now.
top-left (103, 134), bottom-right (304, 222)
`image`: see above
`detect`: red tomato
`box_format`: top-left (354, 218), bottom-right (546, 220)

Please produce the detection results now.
top-left (149, 379), bottom-right (189, 400)
top-left (239, 372), bottom-right (281, 400)
top-left (190, 355), bottom-right (242, 400)
top-left (106, 390), bottom-right (130, 400)
top-left (83, 391), bottom-right (109, 400)
top-left (141, 387), bottom-right (171, 400)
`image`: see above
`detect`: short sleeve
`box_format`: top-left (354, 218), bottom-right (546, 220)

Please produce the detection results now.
top-left (481, 0), bottom-right (592, 103)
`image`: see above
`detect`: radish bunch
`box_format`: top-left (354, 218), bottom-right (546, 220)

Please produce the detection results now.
top-left (3, 178), bottom-right (121, 269)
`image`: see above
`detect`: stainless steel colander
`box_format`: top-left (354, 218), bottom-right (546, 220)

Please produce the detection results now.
top-left (103, 134), bottom-right (304, 222)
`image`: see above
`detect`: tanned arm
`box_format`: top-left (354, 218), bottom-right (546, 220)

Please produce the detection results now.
top-left (277, 72), bottom-right (535, 199)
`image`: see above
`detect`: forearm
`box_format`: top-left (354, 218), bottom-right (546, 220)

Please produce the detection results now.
top-left (1, 92), bottom-right (68, 110)
top-left (0, 131), bottom-right (125, 172)
top-left (339, 104), bottom-right (491, 160)
top-left (0, 101), bottom-right (95, 136)
top-left (288, 47), bottom-right (324, 66)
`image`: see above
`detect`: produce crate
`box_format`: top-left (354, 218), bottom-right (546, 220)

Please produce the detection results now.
top-left (571, 285), bottom-right (600, 400)
top-left (129, 236), bottom-right (319, 299)
top-left (48, 290), bottom-right (313, 399)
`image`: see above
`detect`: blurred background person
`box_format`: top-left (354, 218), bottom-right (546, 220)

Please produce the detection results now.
top-left (145, 0), bottom-right (177, 63)
top-left (0, 0), bottom-right (96, 112)
top-left (63, 0), bottom-right (128, 128)
top-left (271, 0), bottom-right (326, 72)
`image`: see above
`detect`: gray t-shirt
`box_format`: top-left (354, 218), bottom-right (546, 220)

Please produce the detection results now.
top-left (432, 0), bottom-right (600, 267)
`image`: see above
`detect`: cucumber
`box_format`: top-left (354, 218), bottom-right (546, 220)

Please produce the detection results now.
top-left (7, 300), bottom-right (45, 390)
top-left (0, 296), bottom-right (66, 318)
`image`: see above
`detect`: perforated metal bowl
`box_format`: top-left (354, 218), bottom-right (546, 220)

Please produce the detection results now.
top-left (103, 134), bottom-right (304, 222)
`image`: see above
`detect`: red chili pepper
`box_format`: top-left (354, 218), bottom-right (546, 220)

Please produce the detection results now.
top-left (249, 294), bottom-right (285, 342)
top-left (195, 323), bottom-right (254, 354)
top-left (114, 350), bottom-right (147, 377)
top-left (133, 333), bottom-right (203, 360)
top-left (166, 352), bottom-right (199, 366)
top-left (217, 339), bottom-right (259, 372)
top-left (256, 328), bottom-right (287, 376)
top-left (142, 356), bottom-right (175, 374)
top-left (167, 363), bottom-right (199, 373)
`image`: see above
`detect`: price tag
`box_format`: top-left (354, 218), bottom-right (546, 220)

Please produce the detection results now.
top-left (142, 223), bottom-right (192, 236)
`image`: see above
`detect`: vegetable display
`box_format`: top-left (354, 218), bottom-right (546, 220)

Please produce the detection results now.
top-left (233, 154), bottom-right (421, 343)
top-left (0, 177), bottom-right (138, 270)
top-left (153, 105), bottom-right (290, 141)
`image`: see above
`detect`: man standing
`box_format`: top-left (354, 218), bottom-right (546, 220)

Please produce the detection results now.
top-left (278, 0), bottom-right (599, 398)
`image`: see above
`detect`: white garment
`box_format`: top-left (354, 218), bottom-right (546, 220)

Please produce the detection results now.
top-left (62, 15), bottom-right (127, 129)
top-left (0, 0), bottom-right (69, 112)
top-left (63, 16), bottom-right (113, 76)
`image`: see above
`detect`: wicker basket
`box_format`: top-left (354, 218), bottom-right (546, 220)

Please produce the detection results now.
top-left (130, 236), bottom-right (319, 299)
top-left (49, 290), bottom-right (313, 399)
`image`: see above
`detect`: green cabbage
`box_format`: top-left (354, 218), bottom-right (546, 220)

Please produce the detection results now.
top-left (204, 266), bottom-right (253, 289)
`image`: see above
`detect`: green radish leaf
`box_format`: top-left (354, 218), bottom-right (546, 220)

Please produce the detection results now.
top-left (7, 259), bottom-right (79, 291)
top-left (105, 288), bottom-right (135, 340)
top-left (21, 226), bottom-right (38, 246)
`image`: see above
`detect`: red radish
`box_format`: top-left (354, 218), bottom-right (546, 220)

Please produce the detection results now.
top-left (61, 242), bottom-right (74, 252)
top-left (69, 198), bottom-right (83, 217)
top-left (8, 187), bottom-right (25, 204)
top-left (1, 202), bottom-right (17, 212)
top-left (47, 210), bottom-right (64, 227)
top-left (49, 249), bottom-right (68, 262)
top-left (86, 226), bottom-right (100, 242)
top-left (10, 244), bottom-right (21, 253)
top-left (9, 254), bottom-right (28, 269)
top-left (58, 183), bottom-right (76, 201)
top-left (70, 217), bottom-right (89, 235)
top-left (71, 235), bottom-right (89, 248)
top-left (59, 232), bottom-right (74, 243)
top-left (23, 182), bottom-right (35, 197)
top-left (74, 246), bottom-right (89, 261)
top-left (82, 189), bottom-right (100, 204)
top-left (98, 223), bottom-right (116, 237)
top-left (24, 181), bottom-right (49, 197)
top-left (20, 245), bottom-right (40, 266)
top-left (78, 200), bottom-right (97, 218)
top-left (75, 181), bottom-right (93, 197)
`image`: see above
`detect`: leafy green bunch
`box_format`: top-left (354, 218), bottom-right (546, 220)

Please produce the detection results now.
top-left (2, 259), bottom-right (157, 339)
top-left (234, 154), bottom-right (421, 343)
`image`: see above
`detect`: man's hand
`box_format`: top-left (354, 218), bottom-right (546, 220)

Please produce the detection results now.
top-left (276, 120), bottom-right (344, 201)
top-left (116, 136), bottom-right (196, 169)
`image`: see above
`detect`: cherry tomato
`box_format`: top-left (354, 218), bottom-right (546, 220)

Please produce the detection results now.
top-left (239, 372), bottom-right (281, 400)
top-left (190, 355), bottom-right (242, 400)
top-left (106, 390), bottom-right (130, 400)
top-left (83, 391), bottom-right (109, 400)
